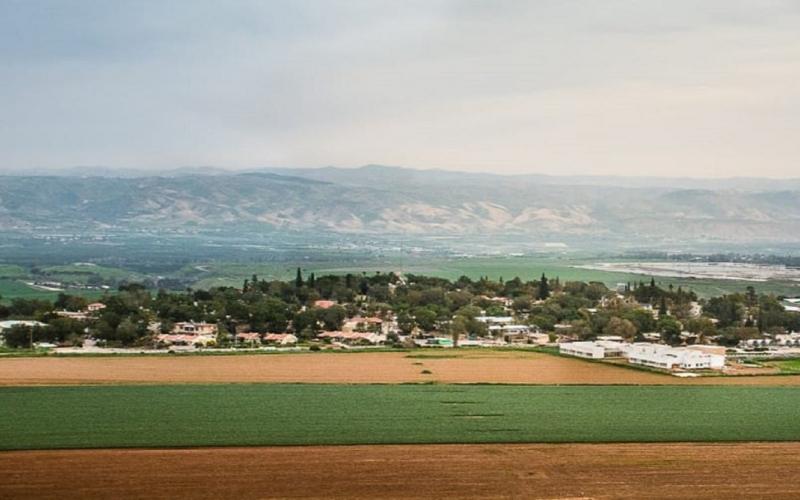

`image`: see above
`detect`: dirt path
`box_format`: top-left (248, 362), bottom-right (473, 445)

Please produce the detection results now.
top-left (1, 351), bottom-right (799, 386)
top-left (1, 442), bottom-right (799, 499)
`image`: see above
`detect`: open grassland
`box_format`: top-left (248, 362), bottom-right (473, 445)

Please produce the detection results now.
top-left (3, 443), bottom-right (800, 499)
top-left (1, 384), bottom-right (800, 450)
top-left (3, 350), bottom-right (800, 386)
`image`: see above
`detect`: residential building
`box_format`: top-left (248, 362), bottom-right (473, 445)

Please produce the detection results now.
top-left (172, 322), bottom-right (217, 336)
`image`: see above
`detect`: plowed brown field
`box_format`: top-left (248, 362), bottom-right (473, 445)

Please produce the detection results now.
top-left (2, 443), bottom-right (799, 499)
top-left (1, 351), bottom-right (799, 386)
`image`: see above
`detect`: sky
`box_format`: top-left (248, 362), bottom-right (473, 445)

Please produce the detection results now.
top-left (1, 0), bottom-right (799, 177)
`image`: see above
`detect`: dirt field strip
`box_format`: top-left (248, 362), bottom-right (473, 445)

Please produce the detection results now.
top-left (2, 443), bottom-right (799, 499)
top-left (2, 351), bottom-right (800, 385)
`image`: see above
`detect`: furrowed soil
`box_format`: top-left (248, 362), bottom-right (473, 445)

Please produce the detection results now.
top-left (2, 350), bottom-right (800, 385)
top-left (2, 443), bottom-right (799, 499)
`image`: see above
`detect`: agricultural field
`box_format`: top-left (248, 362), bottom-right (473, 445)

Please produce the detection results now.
top-left (4, 350), bottom-right (800, 386)
top-left (4, 443), bottom-right (800, 500)
top-left (185, 255), bottom-right (800, 298)
top-left (0, 279), bottom-right (103, 303)
top-left (2, 350), bottom-right (800, 498)
top-left (2, 384), bottom-right (800, 450)
top-left (3, 254), bottom-right (798, 300)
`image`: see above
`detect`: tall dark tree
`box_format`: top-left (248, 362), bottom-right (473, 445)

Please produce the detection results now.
top-left (295, 268), bottom-right (303, 288)
top-left (650, 277), bottom-right (656, 288)
top-left (659, 296), bottom-right (668, 316)
top-left (538, 273), bottom-right (550, 300)
top-left (307, 272), bottom-right (316, 288)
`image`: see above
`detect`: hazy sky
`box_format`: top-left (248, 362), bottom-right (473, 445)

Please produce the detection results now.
top-left (1, 0), bottom-right (799, 177)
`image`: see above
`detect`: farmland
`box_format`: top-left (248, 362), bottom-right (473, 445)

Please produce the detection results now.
top-left (4, 443), bottom-right (800, 499)
top-left (185, 255), bottom-right (800, 298)
top-left (4, 350), bottom-right (800, 386)
top-left (2, 384), bottom-right (800, 450)
top-left (3, 253), bottom-right (799, 301)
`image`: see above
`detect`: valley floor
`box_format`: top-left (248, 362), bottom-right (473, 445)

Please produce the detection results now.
top-left (2, 443), bottom-right (800, 499)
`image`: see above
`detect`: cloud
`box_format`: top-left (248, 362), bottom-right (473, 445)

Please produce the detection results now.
top-left (0, 0), bottom-right (798, 177)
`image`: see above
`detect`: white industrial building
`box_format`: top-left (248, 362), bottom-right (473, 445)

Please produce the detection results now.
top-left (624, 343), bottom-right (725, 370)
top-left (559, 340), bottom-right (626, 359)
top-left (560, 340), bottom-right (726, 370)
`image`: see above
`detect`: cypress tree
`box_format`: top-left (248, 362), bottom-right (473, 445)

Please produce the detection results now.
top-left (538, 273), bottom-right (550, 300)
top-left (659, 296), bottom-right (668, 316)
top-left (295, 267), bottom-right (303, 288)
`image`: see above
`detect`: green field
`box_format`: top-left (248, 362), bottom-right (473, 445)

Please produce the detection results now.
top-left (767, 359), bottom-right (800, 373)
top-left (0, 279), bottom-right (103, 304)
top-left (186, 256), bottom-right (800, 299)
top-left (2, 255), bottom-right (798, 300)
top-left (1, 384), bottom-right (799, 450)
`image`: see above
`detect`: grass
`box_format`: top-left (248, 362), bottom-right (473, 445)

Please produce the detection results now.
top-left (766, 359), bottom-right (800, 374)
top-left (38, 264), bottom-right (143, 285)
top-left (1, 384), bottom-right (799, 450)
top-left (0, 279), bottom-right (103, 303)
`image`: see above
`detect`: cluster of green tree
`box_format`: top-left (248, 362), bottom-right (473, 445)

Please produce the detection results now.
top-left (1, 272), bottom-right (799, 349)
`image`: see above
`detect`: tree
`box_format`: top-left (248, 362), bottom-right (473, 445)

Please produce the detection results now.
top-left (685, 317), bottom-right (717, 339)
top-left (450, 316), bottom-right (468, 347)
top-left (318, 305), bottom-right (346, 331)
top-left (413, 308), bottom-right (438, 332)
top-left (292, 309), bottom-right (319, 337)
top-left (602, 317), bottom-right (637, 340)
top-left (658, 296), bottom-right (668, 317)
top-left (658, 316), bottom-right (682, 346)
top-left (3, 325), bottom-right (37, 348)
top-left (115, 318), bottom-right (139, 345)
top-left (538, 273), bottom-right (550, 300)
top-left (396, 311), bottom-right (415, 335)
top-left (307, 273), bottom-right (316, 288)
top-left (295, 268), bottom-right (303, 288)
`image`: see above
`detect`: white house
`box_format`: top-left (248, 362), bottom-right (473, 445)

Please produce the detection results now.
top-left (476, 316), bottom-right (514, 325)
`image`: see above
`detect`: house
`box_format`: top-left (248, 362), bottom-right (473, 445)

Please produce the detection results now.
top-left (156, 333), bottom-right (216, 347)
top-left (314, 300), bottom-right (337, 309)
top-left (264, 333), bottom-right (298, 346)
top-left (172, 322), bottom-right (217, 336)
top-left (317, 331), bottom-right (385, 345)
top-left (235, 332), bottom-right (262, 345)
top-left (504, 330), bottom-right (549, 345)
top-left (87, 302), bottom-right (106, 313)
top-left (476, 316), bottom-right (514, 325)
top-left (55, 310), bottom-right (89, 321)
top-left (342, 316), bottom-right (385, 334)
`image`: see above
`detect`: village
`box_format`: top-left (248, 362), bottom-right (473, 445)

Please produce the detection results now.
top-left (2, 272), bottom-right (799, 377)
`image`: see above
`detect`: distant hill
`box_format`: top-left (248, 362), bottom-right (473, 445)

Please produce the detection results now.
top-left (1, 166), bottom-right (799, 244)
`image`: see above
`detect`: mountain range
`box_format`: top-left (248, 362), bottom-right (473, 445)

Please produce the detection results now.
top-left (1, 165), bottom-right (799, 245)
